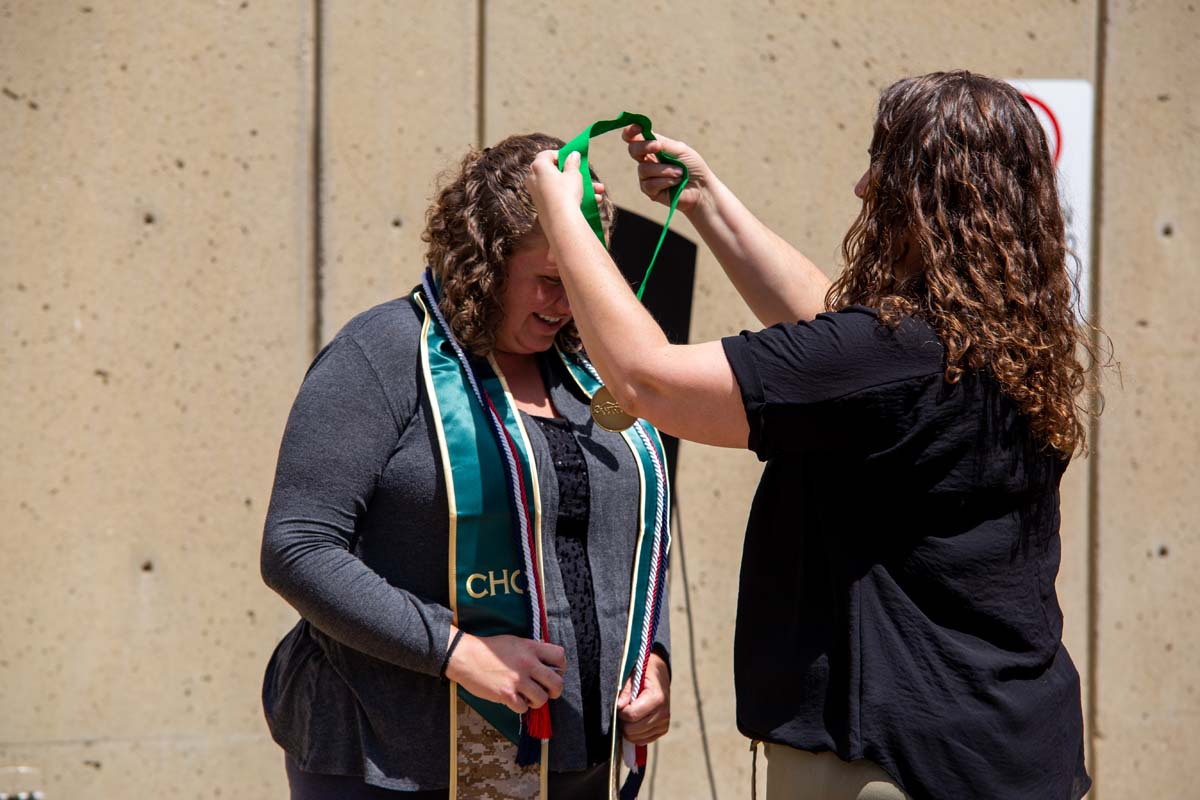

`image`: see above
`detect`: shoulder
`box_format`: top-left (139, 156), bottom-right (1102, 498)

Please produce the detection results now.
top-left (722, 305), bottom-right (944, 404)
top-left (818, 304), bottom-right (944, 376)
top-left (336, 292), bottom-right (424, 349)
top-left (327, 291), bottom-right (425, 376)
top-left (297, 292), bottom-right (426, 425)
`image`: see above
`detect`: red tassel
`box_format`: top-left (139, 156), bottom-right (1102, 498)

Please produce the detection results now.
top-left (526, 704), bottom-right (553, 739)
top-left (636, 744), bottom-right (647, 769)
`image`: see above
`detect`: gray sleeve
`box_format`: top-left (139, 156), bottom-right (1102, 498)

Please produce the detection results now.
top-left (652, 566), bottom-right (671, 676)
top-left (260, 334), bottom-right (452, 677)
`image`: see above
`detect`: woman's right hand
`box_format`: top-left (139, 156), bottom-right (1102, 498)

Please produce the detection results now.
top-left (622, 125), bottom-right (714, 215)
top-left (443, 629), bottom-right (566, 715)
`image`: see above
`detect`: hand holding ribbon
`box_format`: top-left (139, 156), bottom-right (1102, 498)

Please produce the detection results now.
top-left (617, 650), bottom-right (671, 746)
top-left (622, 126), bottom-right (712, 215)
top-left (444, 629), bottom-right (567, 717)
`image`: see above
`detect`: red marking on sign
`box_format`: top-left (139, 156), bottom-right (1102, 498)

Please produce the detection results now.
top-left (1022, 93), bottom-right (1062, 166)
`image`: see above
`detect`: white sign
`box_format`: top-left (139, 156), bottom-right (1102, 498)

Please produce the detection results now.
top-left (1007, 79), bottom-right (1095, 321)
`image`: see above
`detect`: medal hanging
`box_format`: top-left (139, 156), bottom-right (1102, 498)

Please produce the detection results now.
top-left (556, 112), bottom-right (690, 433)
top-left (589, 385), bottom-right (638, 432)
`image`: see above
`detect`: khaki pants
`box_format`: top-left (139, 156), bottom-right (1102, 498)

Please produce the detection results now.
top-left (765, 744), bottom-right (910, 800)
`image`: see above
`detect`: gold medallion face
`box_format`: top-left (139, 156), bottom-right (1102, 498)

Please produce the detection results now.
top-left (589, 385), bottom-right (636, 432)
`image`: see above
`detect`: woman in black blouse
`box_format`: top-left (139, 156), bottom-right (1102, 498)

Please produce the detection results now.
top-left (261, 133), bottom-right (670, 800)
top-left (529, 71), bottom-right (1100, 799)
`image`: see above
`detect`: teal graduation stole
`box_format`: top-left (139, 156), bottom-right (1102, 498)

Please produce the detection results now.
top-left (415, 271), bottom-right (671, 800)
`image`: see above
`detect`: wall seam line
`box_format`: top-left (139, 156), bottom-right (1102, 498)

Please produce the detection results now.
top-left (1085, 0), bottom-right (1109, 795)
top-left (311, 0), bottom-right (325, 354)
top-left (476, 0), bottom-right (487, 148)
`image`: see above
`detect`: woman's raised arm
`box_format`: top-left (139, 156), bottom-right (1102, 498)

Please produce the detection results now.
top-left (623, 125), bottom-right (831, 326)
top-left (528, 150), bottom-right (749, 449)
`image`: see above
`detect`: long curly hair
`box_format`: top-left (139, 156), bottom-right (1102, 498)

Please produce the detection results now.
top-left (422, 132), bottom-right (614, 357)
top-left (827, 70), bottom-right (1103, 458)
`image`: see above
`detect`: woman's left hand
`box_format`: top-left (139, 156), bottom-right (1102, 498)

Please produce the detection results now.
top-left (616, 651), bottom-right (671, 745)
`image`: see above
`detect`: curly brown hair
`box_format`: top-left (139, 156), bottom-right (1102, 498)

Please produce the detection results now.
top-left (422, 132), bottom-right (614, 357)
top-left (827, 70), bottom-right (1103, 457)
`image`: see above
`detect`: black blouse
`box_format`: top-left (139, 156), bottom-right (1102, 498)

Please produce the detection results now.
top-left (530, 415), bottom-right (607, 767)
top-left (721, 306), bottom-right (1090, 800)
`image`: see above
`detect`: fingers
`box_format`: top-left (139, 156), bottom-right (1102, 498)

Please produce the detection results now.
top-left (637, 161), bottom-right (684, 182)
top-left (535, 641), bottom-right (567, 671)
top-left (624, 124), bottom-right (663, 162)
top-left (627, 138), bottom-right (663, 164)
top-left (532, 148), bottom-right (559, 171)
top-left (518, 678), bottom-right (549, 710)
top-left (623, 714), bottom-right (670, 745)
top-left (562, 149), bottom-right (581, 174)
top-left (636, 155), bottom-right (685, 203)
top-left (619, 686), bottom-right (670, 744)
top-left (621, 124), bottom-right (645, 144)
top-left (532, 662), bottom-right (564, 700)
top-left (618, 687), bottom-right (655, 724)
top-left (616, 677), bottom-right (633, 711)
top-left (592, 181), bottom-right (605, 197)
top-left (642, 177), bottom-right (681, 201)
top-left (503, 692), bottom-right (530, 715)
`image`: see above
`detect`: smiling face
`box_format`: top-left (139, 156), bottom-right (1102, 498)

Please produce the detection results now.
top-left (493, 229), bottom-right (572, 355)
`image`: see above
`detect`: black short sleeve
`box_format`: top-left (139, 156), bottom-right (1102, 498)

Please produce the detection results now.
top-left (721, 306), bottom-right (944, 460)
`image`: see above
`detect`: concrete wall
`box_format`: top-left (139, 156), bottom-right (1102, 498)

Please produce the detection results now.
top-left (0, 3), bottom-right (313, 796)
top-left (1, 1), bottom-right (1195, 797)
top-left (1091, 2), bottom-right (1200, 797)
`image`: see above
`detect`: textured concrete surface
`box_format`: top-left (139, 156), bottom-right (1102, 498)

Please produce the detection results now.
top-left (0, 3), bottom-right (311, 797)
top-left (0, 736), bottom-right (282, 798)
top-left (318, 2), bottom-right (479, 338)
top-left (2, 0), bottom-right (1195, 797)
top-left (1092, 2), bottom-right (1200, 798)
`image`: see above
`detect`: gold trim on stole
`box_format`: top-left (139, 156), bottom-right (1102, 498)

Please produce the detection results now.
top-left (417, 295), bottom-right (460, 798)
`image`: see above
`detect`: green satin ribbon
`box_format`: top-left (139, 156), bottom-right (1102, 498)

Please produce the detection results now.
top-left (558, 112), bottom-right (689, 300)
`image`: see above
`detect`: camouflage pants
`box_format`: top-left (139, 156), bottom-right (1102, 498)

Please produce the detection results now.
top-left (456, 701), bottom-right (542, 800)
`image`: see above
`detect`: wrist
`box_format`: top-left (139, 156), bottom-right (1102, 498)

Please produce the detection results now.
top-left (542, 205), bottom-right (593, 253)
top-left (441, 628), bottom-right (469, 682)
top-left (683, 174), bottom-right (721, 223)
top-left (540, 190), bottom-right (584, 223)
top-left (649, 647), bottom-right (671, 684)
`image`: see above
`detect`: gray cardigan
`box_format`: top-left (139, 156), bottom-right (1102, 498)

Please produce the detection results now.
top-left (260, 295), bottom-right (670, 791)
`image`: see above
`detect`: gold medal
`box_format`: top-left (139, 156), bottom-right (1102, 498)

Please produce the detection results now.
top-left (589, 385), bottom-right (636, 432)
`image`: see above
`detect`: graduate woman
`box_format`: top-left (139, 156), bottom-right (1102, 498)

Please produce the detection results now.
top-left (261, 133), bottom-right (671, 800)
top-left (527, 71), bottom-right (1096, 800)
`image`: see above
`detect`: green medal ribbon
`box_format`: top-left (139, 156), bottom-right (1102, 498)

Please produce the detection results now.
top-left (558, 111), bottom-right (689, 300)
